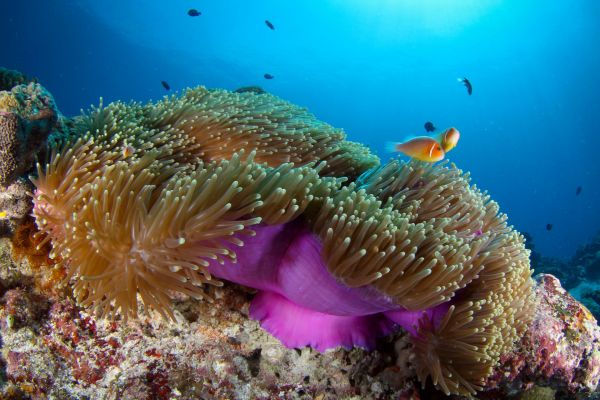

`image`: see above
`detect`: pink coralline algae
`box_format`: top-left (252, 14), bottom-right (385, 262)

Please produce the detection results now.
top-left (483, 273), bottom-right (600, 398)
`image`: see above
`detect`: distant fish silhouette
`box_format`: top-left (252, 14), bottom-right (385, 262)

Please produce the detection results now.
top-left (265, 20), bottom-right (275, 30)
top-left (187, 9), bottom-right (201, 17)
top-left (424, 121), bottom-right (436, 132)
top-left (576, 186), bottom-right (582, 196)
top-left (458, 77), bottom-right (472, 95)
top-left (161, 80), bottom-right (170, 91)
top-left (546, 223), bottom-right (553, 231)
top-left (264, 73), bottom-right (274, 80)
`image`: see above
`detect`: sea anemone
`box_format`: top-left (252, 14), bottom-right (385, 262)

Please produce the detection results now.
top-left (74, 87), bottom-right (378, 178)
top-left (31, 127), bottom-right (339, 320)
top-left (30, 86), bottom-right (534, 397)
top-left (208, 159), bottom-right (534, 395)
top-left (62, 155), bottom-right (266, 320)
top-left (344, 160), bottom-right (534, 395)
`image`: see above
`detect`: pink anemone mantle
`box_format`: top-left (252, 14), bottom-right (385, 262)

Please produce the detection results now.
top-left (208, 221), bottom-right (450, 352)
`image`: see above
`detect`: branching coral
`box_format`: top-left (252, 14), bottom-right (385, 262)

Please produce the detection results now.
top-left (30, 85), bottom-right (534, 397)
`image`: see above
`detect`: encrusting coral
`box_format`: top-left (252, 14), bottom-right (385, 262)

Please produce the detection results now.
top-left (30, 85), bottom-right (535, 396)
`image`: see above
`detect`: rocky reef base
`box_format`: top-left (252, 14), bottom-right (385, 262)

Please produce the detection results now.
top-left (0, 236), bottom-right (599, 400)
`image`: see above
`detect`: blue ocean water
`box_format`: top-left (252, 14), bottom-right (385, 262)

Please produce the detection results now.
top-left (2, 0), bottom-right (599, 260)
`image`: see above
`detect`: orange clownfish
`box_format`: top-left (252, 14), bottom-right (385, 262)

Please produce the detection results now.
top-left (386, 137), bottom-right (445, 162)
top-left (122, 145), bottom-right (135, 158)
top-left (437, 127), bottom-right (460, 153)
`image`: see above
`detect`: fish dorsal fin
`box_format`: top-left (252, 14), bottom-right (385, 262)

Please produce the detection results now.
top-left (400, 135), bottom-right (431, 144)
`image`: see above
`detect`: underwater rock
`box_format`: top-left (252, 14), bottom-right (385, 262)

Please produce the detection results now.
top-left (0, 83), bottom-right (66, 237)
top-left (0, 237), bottom-right (418, 399)
top-left (534, 255), bottom-right (584, 291)
top-left (571, 232), bottom-right (600, 282)
top-left (0, 83), bottom-right (64, 188)
top-left (1, 248), bottom-right (599, 399)
top-left (481, 274), bottom-right (600, 399)
top-left (570, 280), bottom-right (600, 321)
top-left (0, 67), bottom-right (36, 91)
top-left (0, 178), bottom-right (34, 237)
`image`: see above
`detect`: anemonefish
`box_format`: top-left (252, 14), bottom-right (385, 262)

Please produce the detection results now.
top-left (437, 127), bottom-right (460, 153)
top-left (123, 145), bottom-right (135, 158)
top-left (386, 137), bottom-right (445, 162)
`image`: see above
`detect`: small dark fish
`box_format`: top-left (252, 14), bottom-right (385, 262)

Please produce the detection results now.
top-left (187, 9), bottom-right (201, 17)
top-left (264, 73), bottom-right (274, 80)
top-left (458, 77), bottom-right (472, 95)
top-left (576, 186), bottom-right (582, 196)
top-left (161, 80), bottom-right (170, 91)
top-left (265, 20), bottom-right (275, 30)
top-left (424, 121), bottom-right (436, 133)
top-left (546, 223), bottom-right (553, 231)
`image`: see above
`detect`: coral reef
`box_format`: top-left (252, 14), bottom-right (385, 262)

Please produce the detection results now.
top-left (0, 81), bottom-right (66, 239)
top-left (0, 179), bottom-right (33, 237)
top-left (482, 274), bottom-right (600, 399)
top-left (27, 85), bottom-right (537, 396)
top-left (0, 238), bottom-right (417, 399)
top-left (0, 68), bottom-right (36, 92)
top-left (529, 231), bottom-right (600, 293)
top-left (533, 231), bottom-right (600, 319)
top-left (0, 237), bottom-right (598, 399)
top-left (0, 82), bottom-right (593, 398)
top-left (534, 256), bottom-right (582, 291)
top-left (571, 282), bottom-right (600, 323)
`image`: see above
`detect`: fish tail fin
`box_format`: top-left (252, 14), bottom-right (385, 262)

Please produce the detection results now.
top-left (385, 142), bottom-right (399, 153)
